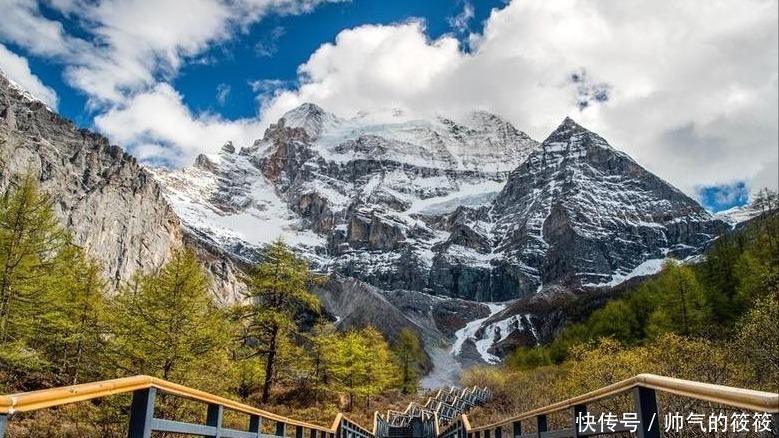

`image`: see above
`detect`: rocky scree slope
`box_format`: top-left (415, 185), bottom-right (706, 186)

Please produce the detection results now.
top-left (0, 73), bottom-right (181, 286)
top-left (153, 105), bottom-right (726, 301)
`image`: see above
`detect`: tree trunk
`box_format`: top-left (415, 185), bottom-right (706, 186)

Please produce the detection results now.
top-left (262, 324), bottom-right (279, 404)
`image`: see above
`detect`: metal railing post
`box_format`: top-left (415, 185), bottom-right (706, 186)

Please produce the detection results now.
top-left (634, 387), bottom-right (659, 438)
top-left (206, 404), bottom-right (223, 437)
top-left (573, 404), bottom-right (586, 438)
top-left (0, 413), bottom-right (6, 438)
top-left (127, 387), bottom-right (156, 438)
top-left (296, 425), bottom-right (305, 438)
top-left (276, 421), bottom-right (287, 437)
top-left (512, 421), bottom-right (521, 438)
top-left (249, 415), bottom-right (262, 438)
top-left (536, 415), bottom-right (547, 438)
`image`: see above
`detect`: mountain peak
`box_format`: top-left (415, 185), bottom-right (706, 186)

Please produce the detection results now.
top-left (553, 116), bottom-right (590, 136)
top-left (537, 116), bottom-right (616, 158)
top-left (280, 102), bottom-right (340, 139)
top-left (0, 69), bottom-right (53, 110)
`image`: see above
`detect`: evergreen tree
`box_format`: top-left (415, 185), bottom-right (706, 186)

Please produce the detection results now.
top-left (234, 239), bottom-right (321, 404)
top-left (647, 261), bottom-right (709, 337)
top-left (32, 245), bottom-right (108, 384)
top-left (0, 174), bottom-right (68, 343)
top-left (586, 300), bottom-right (641, 344)
top-left (109, 248), bottom-right (230, 391)
top-left (393, 328), bottom-right (424, 394)
top-left (324, 326), bottom-right (398, 411)
top-left (735, 294), bottom-right (779, 389)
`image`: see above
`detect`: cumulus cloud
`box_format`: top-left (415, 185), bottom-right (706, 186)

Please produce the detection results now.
top-left (0, 0), bottom-right (75, 56)
top-left (0, 0), bottom-right (776, 202)
top-left (0, 0), bottom-right (344, 163)
top-left (0, 44), bottom-right (58, 108)
top-left (258, 0), bottom-right (778, 198)
top-left (93, 84), bottom-right (262, 166)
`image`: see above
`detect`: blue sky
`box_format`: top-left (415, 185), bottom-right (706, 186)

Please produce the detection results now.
top-left (5, 0), bottom-right (505, 126)
top-left (0, 0), bottom-right (776, 212)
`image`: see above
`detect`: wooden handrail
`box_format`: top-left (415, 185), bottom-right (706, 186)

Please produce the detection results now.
top-left (467, 373), bottom-right (779, 432)
top-left (0, 375), bottom-right (369, 434)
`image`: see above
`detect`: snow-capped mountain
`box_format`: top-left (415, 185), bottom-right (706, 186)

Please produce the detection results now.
top-left (151, 104), bottom-right (538, 286)
top-left (486, 117), bottom-right (726, 292)
top-left (152, 104), bottom-right (726, 302)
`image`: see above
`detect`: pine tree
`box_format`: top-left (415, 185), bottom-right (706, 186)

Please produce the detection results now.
top-left (647, 261), bottom-right (709, 337)
top-left (735, 294), bottom-right (779, 389)
top-left (324, 326), bottom-right (398, 410)
top-left (234, 239), bottom-right (321, 404)
top-left (0, 174), bottom-right (68, 343)
top-left (393, 327), bottom-right (424, 394)
top-left (109, 248), bottom-right (230, 391)
top-left (31, 245), bottom-right (108, 384)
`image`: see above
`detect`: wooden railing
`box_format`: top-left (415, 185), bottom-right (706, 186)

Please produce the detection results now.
top-left (0, 375), bottom-right (374, 438)
top-left (2, 373), bottom-right (777, 437)
top-left (437, 374), bottom-right (779, 438)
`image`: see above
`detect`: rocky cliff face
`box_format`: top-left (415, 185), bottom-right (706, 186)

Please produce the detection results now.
top-left (470, 117), bottom-right (727, 295)
top-left (0, 73), bottom-right (181, 286)
top-left (154, 105), bottom-right (726, 301)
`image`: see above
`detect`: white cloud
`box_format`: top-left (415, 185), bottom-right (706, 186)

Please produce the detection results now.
top-left (258, 0), bottom-right (778, 197)
top-left (0, 0), bottom-right (74, 56)
top-left (0, 0), bottom-right (345, 164)
top-left (0, 44), bottom-right (58, 108)
top-left (93, 84), bottom-right (263, 166)
top-left (216, 83), bottom-right (231, 106)
top-left (448, 2), bottom-right (475, 33)
top-left (0, 0), bottom-right (776, 200)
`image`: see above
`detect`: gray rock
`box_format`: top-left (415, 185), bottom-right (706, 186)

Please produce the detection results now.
top-left (0, 73), bottom-right (181, 287)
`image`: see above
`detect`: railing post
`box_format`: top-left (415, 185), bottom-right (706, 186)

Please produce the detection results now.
top-left (573, 404), bottom-right (586, 438)
top-left (0, 413), bottom-right (6, 438)
top-left (296, 425), bottom-right (305, 438)
top-left (249, 415), bottom-right (262, 438)
top-left (310, 428), bottom-right (318, 438)
top-left (206, 404), bottom-right (223, 437)
top-left (276, 421), bottom-right (287, 437)
top-left (127, 388), bottom-right (156, 438)
top-left (634, 387), bottom-right (660, 438)
top-left (512, 421), bottom-right (521, 438)
top-left (536, 415), bottom-right (547, 438)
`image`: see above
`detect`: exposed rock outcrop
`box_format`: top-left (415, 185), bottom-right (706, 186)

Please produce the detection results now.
top-left (0, 73), bottom-right (182, 286)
